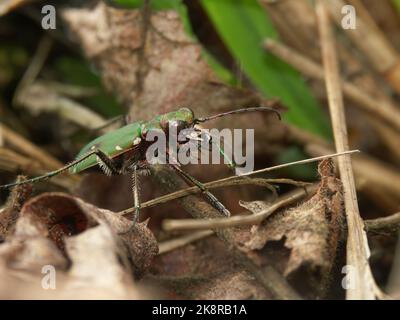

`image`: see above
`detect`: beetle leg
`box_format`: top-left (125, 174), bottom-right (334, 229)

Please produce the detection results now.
top-left (119, 164), bottom-right (141, 234)
top-left (94, 149), bottom-right (120, 176)
top-left (168, 163), bottom-right (231, 217)
top-left (131, 164), bottom-right (141, 223)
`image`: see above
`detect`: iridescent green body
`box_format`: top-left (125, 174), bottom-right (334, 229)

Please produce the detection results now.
top-left (70, 108), bottom-right (195, 173)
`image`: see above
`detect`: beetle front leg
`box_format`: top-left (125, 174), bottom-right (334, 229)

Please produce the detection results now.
top-left (94, 149), bottom-right (120, 176)
top-left (168, 163), bottom-right (231, 217)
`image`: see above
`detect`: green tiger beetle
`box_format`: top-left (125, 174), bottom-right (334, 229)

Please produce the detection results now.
top-left (0, 104), bottom-right (281, 227)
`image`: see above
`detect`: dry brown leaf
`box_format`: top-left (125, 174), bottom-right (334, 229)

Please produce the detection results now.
top-left (239, 159), bottom-right (344, 289)
top-left (0, 192), bottom-right (159, 299)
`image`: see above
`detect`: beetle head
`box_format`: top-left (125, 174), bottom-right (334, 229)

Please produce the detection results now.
top-left (161, 107), bottom-right (195, 134)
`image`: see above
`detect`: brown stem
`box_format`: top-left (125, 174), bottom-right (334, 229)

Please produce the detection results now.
top-left (316, 0), bottom-right (378, 300)
top-left (162, 184), bottom-right (318, 231)
top-left (365, 212), bottom-right (400, 237)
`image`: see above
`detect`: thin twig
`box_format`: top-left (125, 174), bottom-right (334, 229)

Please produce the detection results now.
top-left (233, 150), bottom-right (359, 177)
top-left (162, 184), bottom-right (318, 232)
top-left (316, 0), bottom-right (379, 300)
top-left (365, 212), bottom-right (400, 237)
top-left (119, 150), bottom-right (356, 216)
top-left (119, 177), bottom-right (307, 216)
top-left (158, 230), bottom-right (214, 255)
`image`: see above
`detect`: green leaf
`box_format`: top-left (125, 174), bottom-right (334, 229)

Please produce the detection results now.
top-left (201, 0), bottom-right (331, 138)
top-left (202, 51), bottom-right (238, 86)
top-left (393, 0), bottom-right (400, 12)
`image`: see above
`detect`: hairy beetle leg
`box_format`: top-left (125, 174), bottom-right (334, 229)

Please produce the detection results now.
top-left (119, 164), bottom-right (141, 234)
top-left (169, 163), bottom-right (231, 217)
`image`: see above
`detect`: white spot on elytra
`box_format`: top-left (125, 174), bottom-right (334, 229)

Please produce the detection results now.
top-left (115, 145), bottom-right (123, 151)
top-left (133, 137), bottom-right (141, 145)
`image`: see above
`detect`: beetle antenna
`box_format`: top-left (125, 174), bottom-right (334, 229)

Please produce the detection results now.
top-left (194, 104), bottom-right (282, 124)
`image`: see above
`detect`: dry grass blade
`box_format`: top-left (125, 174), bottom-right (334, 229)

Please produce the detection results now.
top-left (158, 230), bottom-right (214, 255)
top-left (316, 0), bottom-right (380, 300)
top-left (162, 184), bottom-right (318, 232)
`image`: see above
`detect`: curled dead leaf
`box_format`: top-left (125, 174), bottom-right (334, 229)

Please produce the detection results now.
top-left (239, 159), bottom-right (344, 293)
top-left (0, 192), bottom-right (159, 298)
